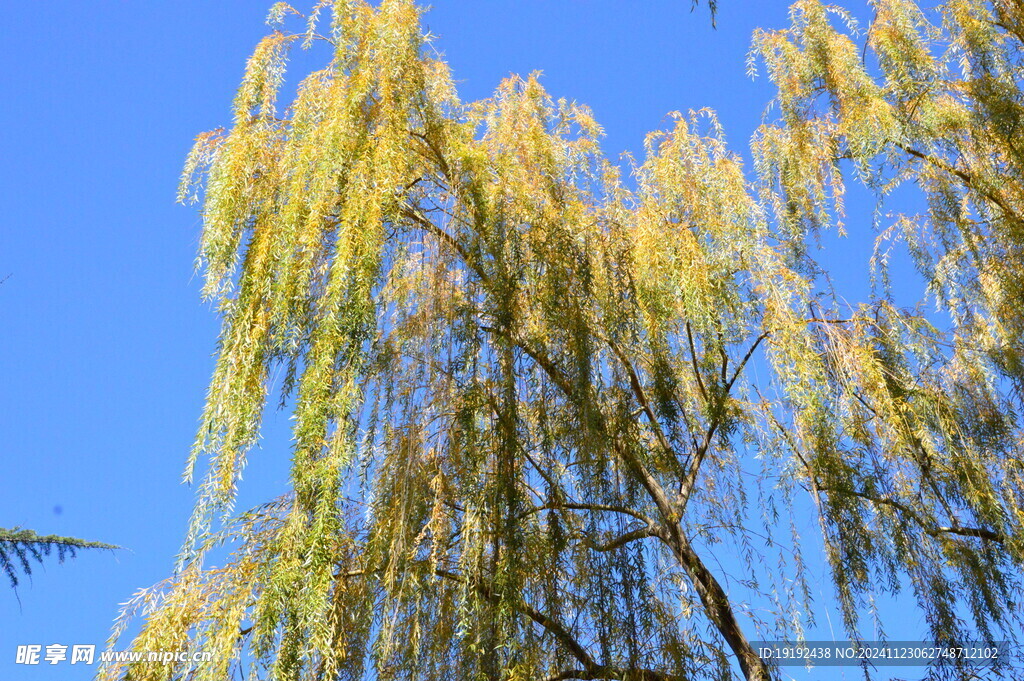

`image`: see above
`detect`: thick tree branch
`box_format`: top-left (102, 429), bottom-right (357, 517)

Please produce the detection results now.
top-left (657, 528), bottom-right (772, 681)
top-left (333, 563), bottom-right (606, 674)
top-left (401, 207), bottom-right (489, 285)
top-left (583, 525), bottom-right (658, 553)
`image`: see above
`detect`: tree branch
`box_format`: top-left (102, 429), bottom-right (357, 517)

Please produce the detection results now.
top-left (894, 142), bottom-right (1016, 218)
top-left (401, 202), bottom-right (767, 681)
top-left (401, 207), bottom-right (489, 285)
top-left (685, 322), bottom-right (709, 403)
top-left (676, 332), bottom-right (768, 512)
top-left (725, 332), bottom-right (769, 394)
top-left (542, 666), bottom-right (675, 681)
top-left (583, 525), bottom-right (658, 553)
top-left (604, 335), bottom-right (677, 458)
top-left (522, 501), bottom-right (657, 527)
top-left (816, 485), bottom-right (1004, 544)
top-left (433, 568), bottom-right (599, 672)
top-left (658, 528), bottom-right (771, 681)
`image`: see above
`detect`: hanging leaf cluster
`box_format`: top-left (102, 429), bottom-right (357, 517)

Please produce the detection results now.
top-left (101, 2), bottom-right (1024, 680)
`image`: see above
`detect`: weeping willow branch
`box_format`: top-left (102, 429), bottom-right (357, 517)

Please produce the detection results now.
top-left (106, 2), bottom-right (1024, 680)
top-left (433, 568), bottom-right (599, 673)
top-left (816, 485), bottom-right (1005, 544)
top-left (893, 141), bottom-right (1017, 220)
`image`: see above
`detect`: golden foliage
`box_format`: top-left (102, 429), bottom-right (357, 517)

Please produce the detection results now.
top-left (102, 2), bottom-right (1024, 680)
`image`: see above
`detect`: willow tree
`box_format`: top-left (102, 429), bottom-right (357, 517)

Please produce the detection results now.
top-left (100, 1), bottom-right (1024, 680)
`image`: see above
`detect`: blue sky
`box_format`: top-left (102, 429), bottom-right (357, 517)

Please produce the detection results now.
top-left (0, 1), bottom-right (987, 680)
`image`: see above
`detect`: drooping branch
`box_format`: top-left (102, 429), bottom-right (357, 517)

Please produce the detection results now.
top-left (893, 142), bottom-right (1017, 220)
top-left (605, 335), bottom-right (680, 459)
top-left (433, 568), bottom-right (599, 673)
top-left (816, 485), bottom-right (1004, 544)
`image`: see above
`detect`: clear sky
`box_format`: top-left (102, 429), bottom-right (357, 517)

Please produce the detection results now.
top-left (0, 2), bottom-right (980, 680)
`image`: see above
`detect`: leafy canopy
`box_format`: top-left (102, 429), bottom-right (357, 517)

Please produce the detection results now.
top-left (102, 1), bottom-right (1024, 680)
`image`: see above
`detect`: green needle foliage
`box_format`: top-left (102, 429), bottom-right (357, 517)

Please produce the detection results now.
top-left (0, 527), bottom-right (117, 589)
top-left (102, 1), bottom-right (1024, 680)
